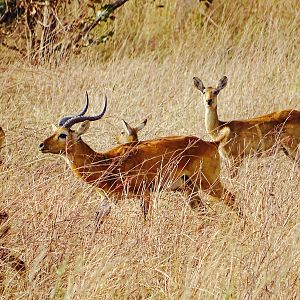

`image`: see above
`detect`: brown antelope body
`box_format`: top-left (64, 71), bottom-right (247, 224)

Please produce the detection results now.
top-left (114, 117), bottom-right (195, 193)
top-left (193, 76), bottom-right (300, 175)
top-left (115, 118), bottom-right (188, 192)
top-left (39, 93), bottom-right (237, 220)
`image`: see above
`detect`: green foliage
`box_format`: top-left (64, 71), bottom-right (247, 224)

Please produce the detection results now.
top-left (0, 0), bottom-right (25, 25)
top-left (0, 0), bottom-right (5, 15)
top-left (50, 260), bottom-right (69, 300)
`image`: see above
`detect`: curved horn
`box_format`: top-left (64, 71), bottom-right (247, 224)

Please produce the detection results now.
top-left (58, 91), bottom-right (89, 126)
top-left (82, 91), bottom-right (90, 115)
top-left (63, 94), bottom-right (107, 129)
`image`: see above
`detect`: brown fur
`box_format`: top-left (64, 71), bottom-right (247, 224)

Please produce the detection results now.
top-left (194, 76), bottom-right (300, 175)
top-left (114, 119), bottom-right (187, 192)
top-left (40, 124), bottom-right (237, 218)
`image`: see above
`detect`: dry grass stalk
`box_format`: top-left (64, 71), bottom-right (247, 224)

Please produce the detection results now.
top-left (0, 0), bottom-right (299, 298)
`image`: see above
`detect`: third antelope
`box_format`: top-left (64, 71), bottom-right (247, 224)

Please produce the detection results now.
top-left (39, 92), bottom-right (238, 221)
top-left (193, 76), bottom-right (300, 176)
top-left (115, 119), bottom-right (147, 144)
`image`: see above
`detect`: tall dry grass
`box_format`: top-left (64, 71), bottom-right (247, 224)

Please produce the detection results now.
top-left (0, 0), bottom-right (300, 298)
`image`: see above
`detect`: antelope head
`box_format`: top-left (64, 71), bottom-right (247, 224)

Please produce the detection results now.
top-left (39, 92), bottom-right (107, 154)
top-left (193, 76), bottom-right (228, 110)
top-left (115, 119), bottom-right (147, 144)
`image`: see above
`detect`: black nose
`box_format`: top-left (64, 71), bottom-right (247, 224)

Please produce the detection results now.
top-left (207, 99), bottom-right (213, 106)
top-left (39, 143), bottom-right (44, 150)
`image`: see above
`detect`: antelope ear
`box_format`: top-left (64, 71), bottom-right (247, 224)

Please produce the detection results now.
top-left (51, 124), bottom-right (58, 131)
top-left (121, 120), bottom-right (133, 136)
top-left (136, 119), bottom-right (147, 132)
top-left (76, 120), bottom-right (90, 136)
top-left (216, 76), bottom-right (228, 92)
top-left (193, 77), bottom-right (205, 93)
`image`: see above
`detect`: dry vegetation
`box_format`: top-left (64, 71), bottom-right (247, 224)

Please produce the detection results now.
top-left (0, 0), bottom-right (300, 298)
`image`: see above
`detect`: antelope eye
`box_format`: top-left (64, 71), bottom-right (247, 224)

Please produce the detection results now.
top-left (213, 90), bottom-right (219, 95)
top-left (121, 131), bottom-right (125, 135)
top-left (58, 133), bottom-right (67, 139)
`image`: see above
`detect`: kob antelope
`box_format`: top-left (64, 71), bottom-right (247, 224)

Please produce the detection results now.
top-left (115, 119), bottom-right (147, 144)
top-left (114, 118), bottom-right (187, 191)
top-left (39, 93), bottom-right (237, 220)
top-left (193, 76), bottom-right (300, 175)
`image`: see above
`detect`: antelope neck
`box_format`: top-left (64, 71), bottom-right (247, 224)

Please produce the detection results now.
top-left (205, 107), bottom-right (221, 139)
top-left (65, 138), bottom-right (105, 170)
